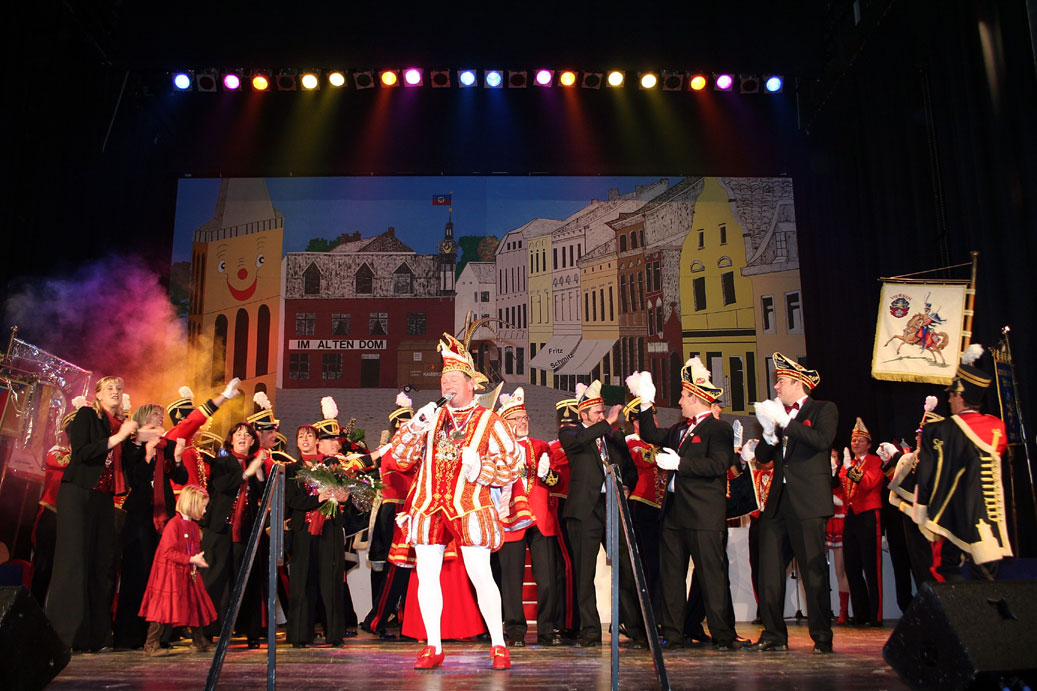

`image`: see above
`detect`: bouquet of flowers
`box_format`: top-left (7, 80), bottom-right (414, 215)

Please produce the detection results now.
top-left (295, 461), bottom-right (385, 516)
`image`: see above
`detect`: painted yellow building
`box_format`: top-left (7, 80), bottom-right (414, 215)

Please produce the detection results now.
top-left (527, 228), bottom-right (556, 388)
top-left (679, 177), bottom-right (757, 412)
top-left (572, 240), bottom-right (621, 386)
top-left (188, 179), bottom-right (282, 422)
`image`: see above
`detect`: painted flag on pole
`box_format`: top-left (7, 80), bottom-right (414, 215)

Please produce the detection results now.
top-left (432, 194), bottom-right (452, 206)
top-left (870, 281), bottom-right (967, 384)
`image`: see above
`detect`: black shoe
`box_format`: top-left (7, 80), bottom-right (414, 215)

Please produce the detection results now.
top-left (292, 643), bottom-right (307, 649)
top-left (867, 620), bottom-right (883, 628)
top-left (246, 639), bottom-right (261, 649)
top-left (713, 640), bottom-right (743, 651)
top-left (659, 638), bottom-right (684, 650)
top-left (378, 631), bottom-right (397, 641)
top-left (536, 635), bottom-right (561, 646)
top-left (510, 638), bottom-right (526, 648)
top-left (734, 636), bottom-right (752, 646)
top-left (330, 639), bottom-right (344, 648)
top-left (812, 643), bottom-right (834, 654)
top-left (343, 630), bottom-right (358, 638)
top-left (748, 639), bottom-right (788, 652)
top-left (476, 632), bottom-right (491, 642)
top-left (576, 639), bottom-right (601, 648)
top-left (626, 639), bottom-right (647, 650)
top-left (682, 636), bottom-right (707, 648)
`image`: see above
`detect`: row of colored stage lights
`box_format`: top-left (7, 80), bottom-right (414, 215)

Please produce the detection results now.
top-left (172, 69), bottom-right (784, 93)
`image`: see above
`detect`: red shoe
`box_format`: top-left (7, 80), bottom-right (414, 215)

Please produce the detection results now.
top-left (414, 646), bottom-right (444, 669)
top-left (490, 645), bottom-right (511, 670)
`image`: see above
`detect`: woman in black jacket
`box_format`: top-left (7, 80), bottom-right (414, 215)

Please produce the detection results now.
top-left (200, 422), bottom-right (266, 646)
top-left (46, 376), bottom-right (161, 651)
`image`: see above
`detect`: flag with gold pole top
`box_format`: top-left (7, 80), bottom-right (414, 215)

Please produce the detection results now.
top-left (871, 251), bottom-right (978, 384)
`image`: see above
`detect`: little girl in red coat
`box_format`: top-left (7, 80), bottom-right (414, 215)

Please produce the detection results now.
top-left (139, 481), bottom-right (217, 655)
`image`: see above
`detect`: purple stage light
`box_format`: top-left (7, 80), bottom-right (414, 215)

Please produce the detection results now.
top-left (535, 69), bottom-right (553, 86)
top-left (715, 74), bottom-right (733, 90)
top-left (404, 68), bottom-right (422, 86)
top-left (223, 73), bottom-right (241, 90)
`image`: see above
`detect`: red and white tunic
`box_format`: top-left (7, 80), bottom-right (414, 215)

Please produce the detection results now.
top-left (390, 401), bottom-right (522, 550)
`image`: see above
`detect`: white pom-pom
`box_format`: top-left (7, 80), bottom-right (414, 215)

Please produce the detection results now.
top-left (121, 394), bottom-right (131, 411)
top-left (625, 372), bottom-right (642, 395)
top-left (961, 343), bottom-right (983, 366)
top-left (178, 385), bottom-right (194, 399)
top-left (321, 396), bottom-right (338, 420)
top-left (575, 382), bottom-right (588, 400)
top-left (395, 391), bottom-right (412, 408)
top-left (71, 395), bottom-right (88, 409)
top-left (924, 395), bottom-right (938, 412)
top-left (253, 391), bottom-right (272, 410)
top-left (498, 393), bottom-right (512, 407)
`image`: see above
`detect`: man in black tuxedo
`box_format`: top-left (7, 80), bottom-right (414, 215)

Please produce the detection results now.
top-left (630, 359), bottom-right (740, 650)
top-left (750, 352), bottom-right (838, 654)
top-left (558, 380), bottom-right (645, 648)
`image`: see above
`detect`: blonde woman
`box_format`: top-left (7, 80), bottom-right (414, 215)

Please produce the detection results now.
top-left (46, 376), bottom-right (162, 652)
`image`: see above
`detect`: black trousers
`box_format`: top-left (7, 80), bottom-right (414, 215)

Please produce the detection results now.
top-left (566, 496), bottom-right (644, 644)
top-left (844, 507), bottom-right (882, 624)
top-left (883, 505), bottom-right (915, 612)
top-left (365, 561), bottom-right (410, 633)
top-left (631, 502), bottom-right (663, 621)
top-left (287, 525), bottom-right (346, 644)
top-left (46, 484), bottom-right (114, 650)
top-left (903, 517), bottom-right (934, 587)
top-left (30, 508), bottom-right (57, 607)
top-left (683, 528), bottom-right (737, 640)
top-left (552, 498), bottom-right (579, 635)
top-left (200, 528), bottom-right (265, 640)
top-left (112, 510), bottom-right (158, 648)
top-left (757, 494), bottom-right (832, 646)
top-left (661, 525), bottom-right (735, 644)
top-left (499, 526), bottom-right (557, 642)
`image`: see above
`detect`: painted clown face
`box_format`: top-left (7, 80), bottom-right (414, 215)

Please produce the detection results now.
top-left (213, 234), bottom-right (270, 303)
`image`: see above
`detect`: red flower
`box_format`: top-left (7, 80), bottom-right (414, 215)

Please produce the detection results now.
top-left (691, 435), bottom-right (702, 443)
top-left (802, 420), bottom-right (812, 427)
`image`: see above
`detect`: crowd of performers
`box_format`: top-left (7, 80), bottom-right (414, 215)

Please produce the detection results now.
top-left (29, 334), bottom-right (1011, 669)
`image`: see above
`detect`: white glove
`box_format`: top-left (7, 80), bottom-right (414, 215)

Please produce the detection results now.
top-left (624, 372), bottom-right (642, 398)
top-left (732, 420), bottom-right (743, 449)
top-left (877, 442), bottom-right (898, 463)
top-left (753, 401), bottom-right (777, 442)
top-left (655, 447), bottom-right (680, 471)
top-left (408, 401), bottom-right (438, 434)
top-left (769, 399), bottom-right (791, 429)
top-left (537, 452), bottom-right (550, 479)
top-left (221, 377), bottom-right (241, 400)
top-left (639, 372), bottom-right (656, 411)
top-left (831, 452), bottom-right (838, 473)
top-left (842, 447), bottom-right (852, 469)
top-left (740, 438), bottom-right (759, 466)
top-left (833, 495), bottom-right (844, 507)
top-left (461, 447), bottom-right (481, 482)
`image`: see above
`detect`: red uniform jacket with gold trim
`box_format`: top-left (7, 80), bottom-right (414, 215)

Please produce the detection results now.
top-left (626, 434), bottom-right (665, 509)
top-left (39, 446), bottom-right (70, 511)
top-left (840, 453), bottom-right (884, 514)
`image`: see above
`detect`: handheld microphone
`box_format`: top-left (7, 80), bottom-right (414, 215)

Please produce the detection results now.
top-left (434, 392), bottom-right (456, 409)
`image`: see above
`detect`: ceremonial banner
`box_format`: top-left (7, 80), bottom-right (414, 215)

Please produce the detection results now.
top-left (871, 281), bottom-right (967, 384)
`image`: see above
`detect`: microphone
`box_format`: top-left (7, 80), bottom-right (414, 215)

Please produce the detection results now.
top-left (434, 392), bottom-right (456, 409)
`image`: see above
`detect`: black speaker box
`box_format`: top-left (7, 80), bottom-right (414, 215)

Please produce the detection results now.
top-left (0, 586), bottom-right (70, 691)
top-left (883, 580), bottom-right (1037, 690)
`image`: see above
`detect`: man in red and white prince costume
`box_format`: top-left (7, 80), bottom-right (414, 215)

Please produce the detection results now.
top-left (389, 333), bottom-right (523, 670)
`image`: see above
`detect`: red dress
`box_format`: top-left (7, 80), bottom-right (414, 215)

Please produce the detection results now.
top-left (138, 513), bottom-right (218, 627)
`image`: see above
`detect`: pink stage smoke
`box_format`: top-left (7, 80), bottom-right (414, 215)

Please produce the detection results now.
top-left (3, 256), bottom-right (190, 407)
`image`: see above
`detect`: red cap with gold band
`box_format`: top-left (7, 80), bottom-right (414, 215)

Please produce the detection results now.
top-left (680, 357), bottom-right (723, 403)
top-left (497, 387), bottom-right (527, 420)
top-left (850, 417), bottom-right (871, 441)
top-left (576, 380), bottom-right (603, 412)
top-left (438, 332), bottom-right (487, 390)
top-left (773, 351), bottom-right (820, 390)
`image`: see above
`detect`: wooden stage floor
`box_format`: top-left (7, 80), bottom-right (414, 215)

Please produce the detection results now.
top-left (50, 623), bottom-right (909, 690)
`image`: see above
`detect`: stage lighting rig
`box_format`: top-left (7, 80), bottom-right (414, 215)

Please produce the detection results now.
top-left (173, 72), bottom-right (192, 90)
top-left (195, 69), bottom-right (218, 92)
top-left (484, 70), bottom-right (504, 88)
top-left (353, 70), bottom-right (375, 89)
top-left (661, 71), bottom-right (684, 91)
top-left (275, 69), bottom-right (298, 91)
top-left (764, 75), bottom-right (783, 92)
top-left (581, 71), bottom-right (603, 89)
top-left (508, 70), bottom-right (528, 88)
top-left (714, 73), bottom-right (734, 90)
top-left (328, 71), bottom-right (347, 87)
top-left (300, 70), bottom-right (321, 90)
top-left (739, 75), bottom-right (760, 93)
top-left (638, 72), bottom-right (658, 89)
top-left (606, 71), bottom-right (625, 87)
top-left (430, 69), bottom-right (451, 87)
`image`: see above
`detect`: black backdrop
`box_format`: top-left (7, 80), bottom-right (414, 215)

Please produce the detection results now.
top-left (6, 1), bottom-right (1036, 552)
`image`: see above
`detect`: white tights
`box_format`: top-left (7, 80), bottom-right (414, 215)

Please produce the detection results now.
top-left (414, 544), bottom-right (505, 653)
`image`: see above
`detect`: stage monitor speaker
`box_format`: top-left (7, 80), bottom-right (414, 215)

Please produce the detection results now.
top-left (883, 580), bottom-right (1037, 690)
top-left (0, 586), bottom-right (70, 691)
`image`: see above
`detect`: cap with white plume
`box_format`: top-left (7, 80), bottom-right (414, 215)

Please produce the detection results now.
top-left (314, 396), bottom-right (341, 439)
top-left (246, 390), bottom-right (279, 430)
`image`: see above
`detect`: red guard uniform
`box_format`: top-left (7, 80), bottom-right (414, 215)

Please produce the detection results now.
top-left (30, 445), bottom-right (70, 604)
top-left (840, 453), bottom-right (884, 624)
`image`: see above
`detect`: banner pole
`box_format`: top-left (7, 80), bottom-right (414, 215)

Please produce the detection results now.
top-left (960, 250), bottom-right (979, 350)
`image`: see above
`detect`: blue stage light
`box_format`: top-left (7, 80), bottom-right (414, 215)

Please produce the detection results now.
top-left (173, 73), bottom-right (191, 90)
top-left (765, 75), bottom-right (783, 92)
top-left (459, 70), bottom-right (477, 87)
top-left (484, 70), bottom-right (503, 88)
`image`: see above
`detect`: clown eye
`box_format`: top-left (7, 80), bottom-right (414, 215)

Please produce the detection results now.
top-left (256, 253), bottom-right (265, 268)
top-left (217, 260), bottom-right (227, 273)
